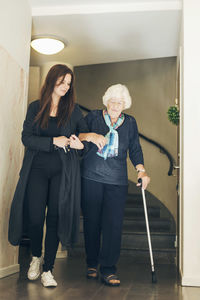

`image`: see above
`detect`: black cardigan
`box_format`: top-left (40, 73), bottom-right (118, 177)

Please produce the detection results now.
top-left (81, 110), bottom-right (144, 185)
top-left (8, 100), bottom-right (88, 247)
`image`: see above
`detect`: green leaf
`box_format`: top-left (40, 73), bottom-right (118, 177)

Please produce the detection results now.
top-left (167, 106), bottom-right (179, 125)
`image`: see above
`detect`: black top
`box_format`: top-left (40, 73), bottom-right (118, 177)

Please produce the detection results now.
top-left (39, 116), bottom-right (60, 152)
top-left (40, 116), bottom-right (60, 137)
top-left (81, 110), bottom-right (144, 185)
top-left (21, 100), bottom-right (89, 155)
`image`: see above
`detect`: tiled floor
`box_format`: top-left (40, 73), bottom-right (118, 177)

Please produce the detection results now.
top-left (0, 247), bottom-right (200, 300)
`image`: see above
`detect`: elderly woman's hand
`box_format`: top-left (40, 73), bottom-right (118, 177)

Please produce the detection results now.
top-left (90, 133), bottom-right (107, 150)
top-left (78, 133), bottom-right (107, 150)
top-left (136, 172), bottom-right (150, 190)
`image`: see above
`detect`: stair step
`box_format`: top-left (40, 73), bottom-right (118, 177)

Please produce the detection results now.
top-left (76, 231), bottom-right (175, 249)
top-left (126, 199), bottom-right (151, 208)
top-left (124, 206), bottom-right (160, 218)
top-left (123, 218), bottom-right (171, 232)
top-left (126, 197), bottom-right (143, 207)
top-left (68, 245), bottom-right (176, 264)
top-left (78, 189), bottom-right (175, 263)
top-left (79, 217), bottom-right (171, 233)
top-left (127, 192), bottom-right (141, 199)
top-left (121, 232), bottom-right (175, 249)
top-left (119, 248), bottom-right (176, 264)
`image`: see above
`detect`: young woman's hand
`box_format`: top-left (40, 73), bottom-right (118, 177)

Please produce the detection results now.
top-left (69, 135), bottom-right (84, 149)
top-left (53, 136), bottom-right (70, 148)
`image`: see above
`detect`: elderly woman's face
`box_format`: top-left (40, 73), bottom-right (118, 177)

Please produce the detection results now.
top-left (107, 99), bottom-right (124, 120)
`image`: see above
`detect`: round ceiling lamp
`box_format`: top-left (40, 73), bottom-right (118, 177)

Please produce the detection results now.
top-left (31, 35), bottom-right (66, 55)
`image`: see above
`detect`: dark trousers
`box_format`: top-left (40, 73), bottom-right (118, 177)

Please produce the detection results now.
top-left (26, 151), bottom-right (62, 272)
top-left (81, 178), bottom-right (127, 275)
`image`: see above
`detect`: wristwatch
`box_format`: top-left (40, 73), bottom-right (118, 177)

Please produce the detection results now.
top-left (136, 169), bottom-right (146, 173)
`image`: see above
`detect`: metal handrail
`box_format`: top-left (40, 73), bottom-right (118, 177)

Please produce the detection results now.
top-left (138, 133), bottom-right (175, 176)
top-left (79, 104), bottom-right (175, 176)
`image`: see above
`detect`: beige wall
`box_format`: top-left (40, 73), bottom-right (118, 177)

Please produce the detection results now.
top-left (28, 66), bottom-right (40, 104)
top-left (180, 0), bottom-right (200, 287)
top-left (74, 57), bottom-right (177, 221)
top-left (0, 0), bottom-right (32, 278)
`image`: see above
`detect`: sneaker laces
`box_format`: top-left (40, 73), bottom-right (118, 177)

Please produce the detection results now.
top-left (29, 257), bottom-right (41, 270)
top-left (42, 271), bottom-right (57, 284)
top-left (42, 271), bottom-right (54, 280)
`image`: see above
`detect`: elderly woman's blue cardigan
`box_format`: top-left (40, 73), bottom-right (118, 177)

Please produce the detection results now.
top-left (81, 110), bottom-right (144, 185)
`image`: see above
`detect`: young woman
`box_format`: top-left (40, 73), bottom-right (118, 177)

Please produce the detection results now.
top-left (79, 84), bottom-right (150, 286)
top-left (8, 64), bottom-right (88, 287)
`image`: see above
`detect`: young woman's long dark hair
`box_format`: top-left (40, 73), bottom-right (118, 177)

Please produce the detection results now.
top-left (35, 64), bottom-right (75, 128)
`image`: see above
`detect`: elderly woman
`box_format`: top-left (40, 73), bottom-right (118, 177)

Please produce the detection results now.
top-left (79, 84), bottom-right (150, 286)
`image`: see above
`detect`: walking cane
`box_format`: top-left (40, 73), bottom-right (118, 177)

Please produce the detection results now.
top-left (138, 178), bottom-right (157, 283)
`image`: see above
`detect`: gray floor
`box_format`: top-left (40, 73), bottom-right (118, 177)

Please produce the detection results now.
top-left (1, 247), bottom-right (200, 300)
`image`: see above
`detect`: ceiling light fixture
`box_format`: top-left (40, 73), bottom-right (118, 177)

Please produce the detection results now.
top-left (31, 35), bottom-right (66, 55)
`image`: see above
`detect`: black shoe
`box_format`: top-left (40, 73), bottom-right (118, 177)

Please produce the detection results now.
top-left (86, 268), bottom-right (98, 280)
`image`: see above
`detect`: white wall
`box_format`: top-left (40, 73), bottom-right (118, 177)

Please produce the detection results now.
top-left (0, 0), bottom-right (32, 278)
top-left (180, 0), bottom-right (200, 286)
top-left (0, 0), bottom-right (31, 72)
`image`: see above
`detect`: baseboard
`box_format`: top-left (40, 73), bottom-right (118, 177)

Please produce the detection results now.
top-left (42, 249), bottom-right (68, 259)
top-left (56, 250), bottom-right (68, 258)
top-left (182, 274), bottom-right (200, 287)
top-left (0, 264), bottom-right (20, 278)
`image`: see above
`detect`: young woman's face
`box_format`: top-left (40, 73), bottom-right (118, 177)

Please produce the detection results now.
top-left (107, 98), bottom-right (125, 120)
top-left (53, 73), bottom-right (72, 98)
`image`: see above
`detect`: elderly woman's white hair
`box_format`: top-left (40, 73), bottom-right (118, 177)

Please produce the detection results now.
top-left (102, 84), bottom-right (132, 110)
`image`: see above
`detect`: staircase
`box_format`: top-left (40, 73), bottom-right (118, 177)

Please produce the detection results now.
top-left (120, 183), bottom-right (176, 264)
top-left (69, 181), bottom-right (176, 264)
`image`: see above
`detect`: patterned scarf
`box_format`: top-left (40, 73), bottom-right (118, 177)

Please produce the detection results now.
top-left (97, 110), bottom-right (124, 160)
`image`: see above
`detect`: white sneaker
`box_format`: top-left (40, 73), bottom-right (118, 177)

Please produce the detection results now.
top-left (27, 256), bottom-right (43, 280)
top-left (41, 271), bottom-right (57, 287)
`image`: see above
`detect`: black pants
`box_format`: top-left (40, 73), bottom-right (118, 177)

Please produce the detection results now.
top-left (81, 178), bottom-right (127, 276)
top-left (26, 151), bottom-right (62, 272)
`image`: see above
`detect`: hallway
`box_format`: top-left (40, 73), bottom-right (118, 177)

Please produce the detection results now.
top-left (0, 247), bottom-right (200, 300)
